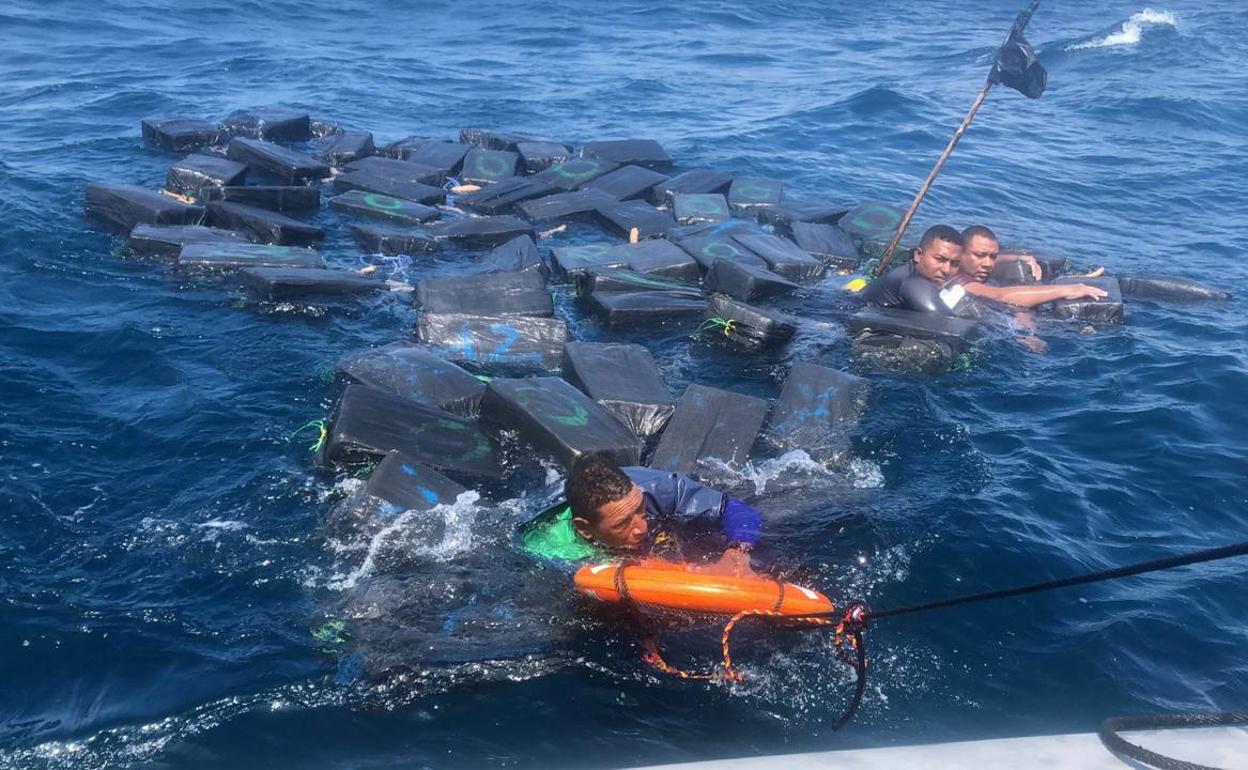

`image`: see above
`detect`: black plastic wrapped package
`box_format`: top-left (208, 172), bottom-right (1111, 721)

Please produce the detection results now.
top-left (315, 130), bottom-right (375, 166)
top-left (1118, 274), bottom-right (1231, 302)
top-left (595, 200), bottom-right (677, 240)
top-left (460, 148), bottom-right (520, 185)
top-left (396, 140), bottom-right (469, 174)
top-left (338, 342), bottom-right (487, 417)
top-left (579, 139), bottom-right (673, 171)
top-left (550, 243), bottom-right (627, 279)
top-left (847, 306), bottom-right (981, 346)
top-left (676, 235), bottom-right (769, 272)
top-left (589, 290), bottom-right (708, 329)
top-left (574, 268), bottom-right (698, 296)
top-left (517, 188), bottom-right (616, 226)
top-left (365, 451), bottom-right (469, 513)
top-left (732, 233), bottom-right (825, 282)
top-left (583, 165), bottom-right (670, 200)
top-left (334, 171), bottom-right (445, 206)
top-left (202, 185), bottom-right (319, 213)
top-left (176, 242), bottom-right (324, 270)
top-left (838, 201), bottom-right (904, 244)
top-left (651, 168), bottom-right (732, 205)
top-left (1049, 276), bottom-right (1124, 324)
top-left (606, 239), bottom-right (701, 283)
top-left (207, 201), bottom-right (323, 246)
top-left (727, 176), bottom-right (783, 214)
top-left (351, 223), bottom-right (439, 256)
top-left (329, 190), bottom-right (439, 225)
top-left (703, 258), bottom-right (799, 301)
top-left (425, 216), bottom-right (535, 248)
top-left (649, 385), bottom-right (768, 475)
top-left (85, 183), bottom-right (205, 232)
top-left (219, 108), bottom-right (311, 142)
top-left (790, 222), bottom-right (860, 269)
top-left (416, 270), bottom-right (552, 318)
top-left (476, 235), bottom-right (547, 277)
top-left (516, 141), bottom-right (571, 173)
top-left (702, 295), bottom-right (797, 349)
top-left (141, 117), bottom-right (219, 152)
top-left (127, 224), bottom-right (248, 257)
top-left (455, 177), bottom-right (555, 215)
top-left (532, 158), bottom-right (619, 191)
top-left (768, 362), bottom-right (867, 459)
top-left (240, 267), bottom-right (383, 300)
top-left (166, 154), bottom-right (247, 199)
top-left (561, 341), bottom-right (676, 439)
top-left (482, 377), bottom-right (645, 467)
top-left (416, 313), bottom-right (569, 373)
top-left (322, 384), bottom-right (500, 477)
top-left (672, 193), bottom-right (730, 224)
top-left (226, 138), bottom-right (329, 184)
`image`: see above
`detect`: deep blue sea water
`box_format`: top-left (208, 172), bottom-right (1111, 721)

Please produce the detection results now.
top-left (2, 1), bottom-right (1247, 768)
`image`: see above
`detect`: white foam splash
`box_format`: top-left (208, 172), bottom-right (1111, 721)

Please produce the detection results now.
top-left (1067, 9), bottom-right (1177, 51)
top-left (700, 450), bottom-right (835, 496)
top-left (327, 491), bottom-right (480, 591)
top-left (846, 457), bottom-right (884, 489)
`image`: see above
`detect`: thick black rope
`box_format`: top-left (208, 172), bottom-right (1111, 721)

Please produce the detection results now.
top-left (1098, 713), bottom-right (1248, 770)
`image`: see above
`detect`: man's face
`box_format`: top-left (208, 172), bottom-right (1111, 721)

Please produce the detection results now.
top-left (913, 238), bottom-right (962, 283)
top-left (581, 484), bottom-right (648, 550)
top-left (960, 234), bottom-right (1000, 283)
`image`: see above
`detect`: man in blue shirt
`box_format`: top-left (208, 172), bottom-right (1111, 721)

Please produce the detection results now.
top-left (521, 454), bottom-right (763, 577)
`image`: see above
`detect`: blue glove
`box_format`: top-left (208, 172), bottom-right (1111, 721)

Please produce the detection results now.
top-left (721, 498), bottom-right (762, 546)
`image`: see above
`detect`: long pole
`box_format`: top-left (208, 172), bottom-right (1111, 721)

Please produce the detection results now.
top-left (873, 79), bottom-right (993, 277)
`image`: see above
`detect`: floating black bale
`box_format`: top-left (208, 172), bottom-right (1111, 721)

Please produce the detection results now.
top-left (482, 377), bottom-right (645, 466)
top-left (758, 200), bottom-right (847, 229)
top-left (733, 233), bottom-right (825, 282)
top-left (454, 177), bottom-right (555, 215)
top-left (561, 341), bottom-right (676, 439)
top-left (727, 176), bottom-right (783, 215)
top-left (516, 188), bottom-right (617, 226)
top-left (532, 158), bottom-right (619, 191)
top-left (207, 200), bottom-right (323, 246)
top-left (425, 215), bottom-right (535, 248)
top-left (240, 267), bottom-right (383, 300)
top-left (839, 201), bottom-right (904, 244)
top-left (416, 313), bottom-right (569, 372)
top-left (460, 148), bottom-right (520, 185)
top-left (365, 451), bottom-right (469, 513)
top-left (605, 240), bottom-right (700, 283)
top-left (166, 154), bottom-right (247, 199)
top-left (550, 243), bottom-right (628, 279)
top-left (768, 362), bottom-right (867, 459)
top-left (220, 108), bottom-right (311, 142)
top-left (395, 140), bottom-right (470, 174)
top-left (589, 290), bottom-right (708, 329)
top-left (338, 342), bottom-right (486, 417)
top-left (574, 268), bottom-right (698, 296)
top-left (176, 242), bottom-right (324, 269)
top-left (649, 384), bottom-right (767, 474)
top-left (1049, 276), bottom-right (1124, 324)
top-left (673, 194), bottom-right (731, 225)
top-left (314, 130), bottom-right (375, 165)
top-left (141, 117), bottom-right (220, 152)
top-left (380, 135), bottom-right (445, 157)
top-left (579, 139), bottom-right (673, 172)
top-left (651, 168), bottom-right (733, 205)
top-left (1118, 274), bottom-right (1231, 302)
top-left (790, 222), bottom-right (859, 269)
top-left (226, 138), bottom-right (330, 184)
top-left (676, 235), bottom-right (769, 272)
top-left (329, 190), bottom-right (439, 225)
top-left (516, 141), bottom-right (571, 174)
top-left (351, 223), bottom-right (439, 256)
top-left (416, 270), bottom-right (552, 317)
top-left (323, 383), bottom-right (500, 477)
top-left (85, 183), bottom-right (205, 231)
top-left (127, 224), bottom-right (249, 257)
top-left (703, 258), bottom-right (799, 301)
top-left (669, 218), bottom-right (765, 242)
top-left (344, 156), bottom-right (443, 185)
top-left (702, 295), bottom-right (797, 349)
top-left (459, 128), bottom-right (552, 151)
top-left (988, 259), bottom-right (1035, 285)
top-left (595, 200), bottom-right (677, 240)
top-left (334, 171), bottom-right (445, 206)
top-left (202, 185), bottom-right (320, 213)
top-left (583, 165), bottom-right (670, 201)
top-left (847, 306), bottom-right (981, 346)
top-left (476, 235), bottom-right (547, 276)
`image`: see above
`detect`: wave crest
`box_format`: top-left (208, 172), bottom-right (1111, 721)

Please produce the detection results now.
top-left (1066, 8), bottom-right (1178, 51)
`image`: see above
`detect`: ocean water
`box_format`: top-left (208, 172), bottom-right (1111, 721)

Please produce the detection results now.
top-left (2, 1), bottom-right (1247, 768)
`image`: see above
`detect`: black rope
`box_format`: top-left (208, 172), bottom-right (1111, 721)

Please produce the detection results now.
top-left (830, 628), bottom-right (866, 731)
top-left (1098, 713), bottom-right (1248, 770)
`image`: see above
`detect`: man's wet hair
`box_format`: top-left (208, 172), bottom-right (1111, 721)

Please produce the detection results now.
top-left (919, 224), bottom-right (963, 250)
top-left (566, 453), bottom-right (632, 523)
top-left (961, 225), bottom-right (998, 244)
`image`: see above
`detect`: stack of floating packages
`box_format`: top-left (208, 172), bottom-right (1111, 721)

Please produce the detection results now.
top-left (85, 107), bottom-right (1140, 509)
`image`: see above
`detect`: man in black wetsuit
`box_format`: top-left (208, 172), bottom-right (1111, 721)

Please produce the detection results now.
top-left (862, 224), bottom-right (966, 313)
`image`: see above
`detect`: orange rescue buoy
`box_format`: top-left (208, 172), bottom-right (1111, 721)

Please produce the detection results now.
top-left (574, 559), bottom-right (834, 617)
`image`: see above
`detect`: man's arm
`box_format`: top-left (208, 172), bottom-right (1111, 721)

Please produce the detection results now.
top-left (963, 281), bottom-right (1107, 308)
top-left (623, 467), bottom-right (760, 545)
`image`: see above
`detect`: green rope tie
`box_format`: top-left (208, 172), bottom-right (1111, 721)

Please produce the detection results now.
top-left (699, 316), bottom-right (737, 337)
top-left (291, 419), bottom-right (328, 453)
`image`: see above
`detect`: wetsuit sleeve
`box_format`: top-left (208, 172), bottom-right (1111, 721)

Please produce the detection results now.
top-left (862, 265), bottom-right (907, 307)
top-left (622, 467), bottom-right (727, 519)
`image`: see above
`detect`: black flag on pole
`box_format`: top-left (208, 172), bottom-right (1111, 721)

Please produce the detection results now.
top-left (989, 0), bottom-right (1047, 98)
